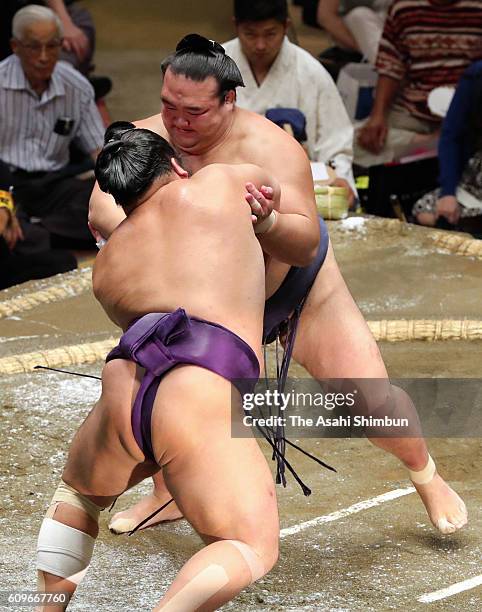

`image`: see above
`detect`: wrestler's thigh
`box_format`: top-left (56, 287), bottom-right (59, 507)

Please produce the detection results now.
top-left (62, 359), bottom-right (159, 499)
top-left (293, 242), bottom-right (388, 379)
top-left (151, 365), bottom-right (279, 549)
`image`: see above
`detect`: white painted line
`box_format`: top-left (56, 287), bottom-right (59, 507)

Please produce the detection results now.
top-left (418, 575), bottom-right (482, 603)
top-left (280, 486), bottom-right (416, 538)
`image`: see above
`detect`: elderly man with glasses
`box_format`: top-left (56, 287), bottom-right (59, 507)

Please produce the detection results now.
top-left (0, 4), bottom-right (104, 252)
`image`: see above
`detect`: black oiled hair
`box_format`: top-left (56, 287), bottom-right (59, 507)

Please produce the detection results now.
top-left (95, 121), bottom-right (179, 208)
top-left (234, 0), bottom-right (288, 23)
top-left (161, 33), bottom-right (244, 102)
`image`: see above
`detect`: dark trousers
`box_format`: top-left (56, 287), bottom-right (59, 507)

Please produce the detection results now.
top-left (1, 159), bottom-right (77, 288)
top-left (0, 236), bottom-right (77, 290)
top-left (10, 165), bottom-right (96, 249)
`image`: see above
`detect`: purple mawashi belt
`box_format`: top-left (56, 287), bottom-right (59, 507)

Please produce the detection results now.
top-left (106, 308), bottom-right (260, 461)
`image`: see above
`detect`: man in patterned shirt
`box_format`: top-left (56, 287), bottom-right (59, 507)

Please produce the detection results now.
top-left (355, 0), bottom-right (482, 167)
top-left (0, 4), bottom-right (104, 249)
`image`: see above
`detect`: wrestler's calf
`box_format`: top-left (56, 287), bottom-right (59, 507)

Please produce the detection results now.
top-left (155, 538), bottom-right (275, 611)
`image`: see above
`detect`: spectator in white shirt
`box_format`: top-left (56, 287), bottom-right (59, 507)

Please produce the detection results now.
top-left (0, 4), bottom-right (104, 249)
top-left (223, 0), bottom-right (356, 205)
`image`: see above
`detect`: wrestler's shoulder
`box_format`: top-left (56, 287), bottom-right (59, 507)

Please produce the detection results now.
top-left (234, 107), bottom-right (306, 155)
top-left (177, 164), bottom-right (230, 192)
top-left (189, 163), bottom-right (264, 190)
top-left (235, 107), bottom-right (278, 137)
top-left (165, 168), bottom-right (243, 214)
top-left (133, 113), bottom-right (168, 137)
top-left (195, 162), bottom-right (258, 177)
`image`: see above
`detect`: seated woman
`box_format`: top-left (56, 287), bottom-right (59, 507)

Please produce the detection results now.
top-left (413, 61), bottom-right (482, 229)
top-left (35, 122), bottom-right (280, 611)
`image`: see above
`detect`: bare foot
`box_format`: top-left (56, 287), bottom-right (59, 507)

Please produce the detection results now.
top-left (108, 492), bottom-right (183, 535)
top-left (412, 473), bottom-right (467, 534)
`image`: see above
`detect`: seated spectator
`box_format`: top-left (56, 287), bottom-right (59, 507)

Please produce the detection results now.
top-left (0, 4), bottom-right (105, 250)
top-left (0, 168), bottom-right (76, 290)
top-left (413, 61), bottom-right (482, 229)
top-left (223, 0), bottom-right (356, 205)
top-left (44, 1), bottom-right (112, 123)
top-left (317, 0), bottom-right (390, 66)
top-left (2, 1), bottom-right (94, 75)
top-left (1, 1), bottom-right (112, 112)
top-left (355, 0), bottom-right (482, 168)
top-left (45, 0), bottom-right (94, 76)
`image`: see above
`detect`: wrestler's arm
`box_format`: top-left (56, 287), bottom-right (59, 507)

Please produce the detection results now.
top-left (231, 163), bottom-right (281, 214)
top-left (249, 132), bottom-right (320, 267)
top-left (88, 182), bottom-right (126, 238)
top-left (88, 114), bottom-right (162, 238)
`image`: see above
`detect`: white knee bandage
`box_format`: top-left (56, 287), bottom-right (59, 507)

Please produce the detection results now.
top-left (37, 518), bottom-right (95, 585)
top-left (409, 454), bottom-right (436, 485)
top-left (37, 481), bottom-right (102, 584)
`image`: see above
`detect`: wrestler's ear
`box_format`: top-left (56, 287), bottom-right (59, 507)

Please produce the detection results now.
top-left (224, 90), bottom-right (236, 107)
top-left (171, 157), bottom-right (189, 179)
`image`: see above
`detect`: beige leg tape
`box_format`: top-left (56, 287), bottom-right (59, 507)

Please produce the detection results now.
top-left (159, 540), bottom-right (265, 610)
top-left (48, 480), bottom-right (103, 522)
top-left (409, 454), bottom-right (436, 485)
top-left (228, 540), bottom-right (265, 583)
top-left (160, 565), bottom-right (229, 611)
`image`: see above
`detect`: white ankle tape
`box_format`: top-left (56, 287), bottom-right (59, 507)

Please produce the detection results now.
top-left (409, 454), bottom-right (436, 485)
top-left (37, 518), bottom-right (95, 585)
top-left (51, 480), bottom-right (103, 522)
top-left (228, 540), bottom-right (265, 583)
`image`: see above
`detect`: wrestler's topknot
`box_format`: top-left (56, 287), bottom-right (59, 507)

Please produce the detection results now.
top-left (161, 33), bottom-right (245, 102)
top-left (95, 121), bottom-right (180, 209)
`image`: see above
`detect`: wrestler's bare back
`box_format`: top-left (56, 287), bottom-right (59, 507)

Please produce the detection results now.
top-left (93, 163), bottom-right (266, 360)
